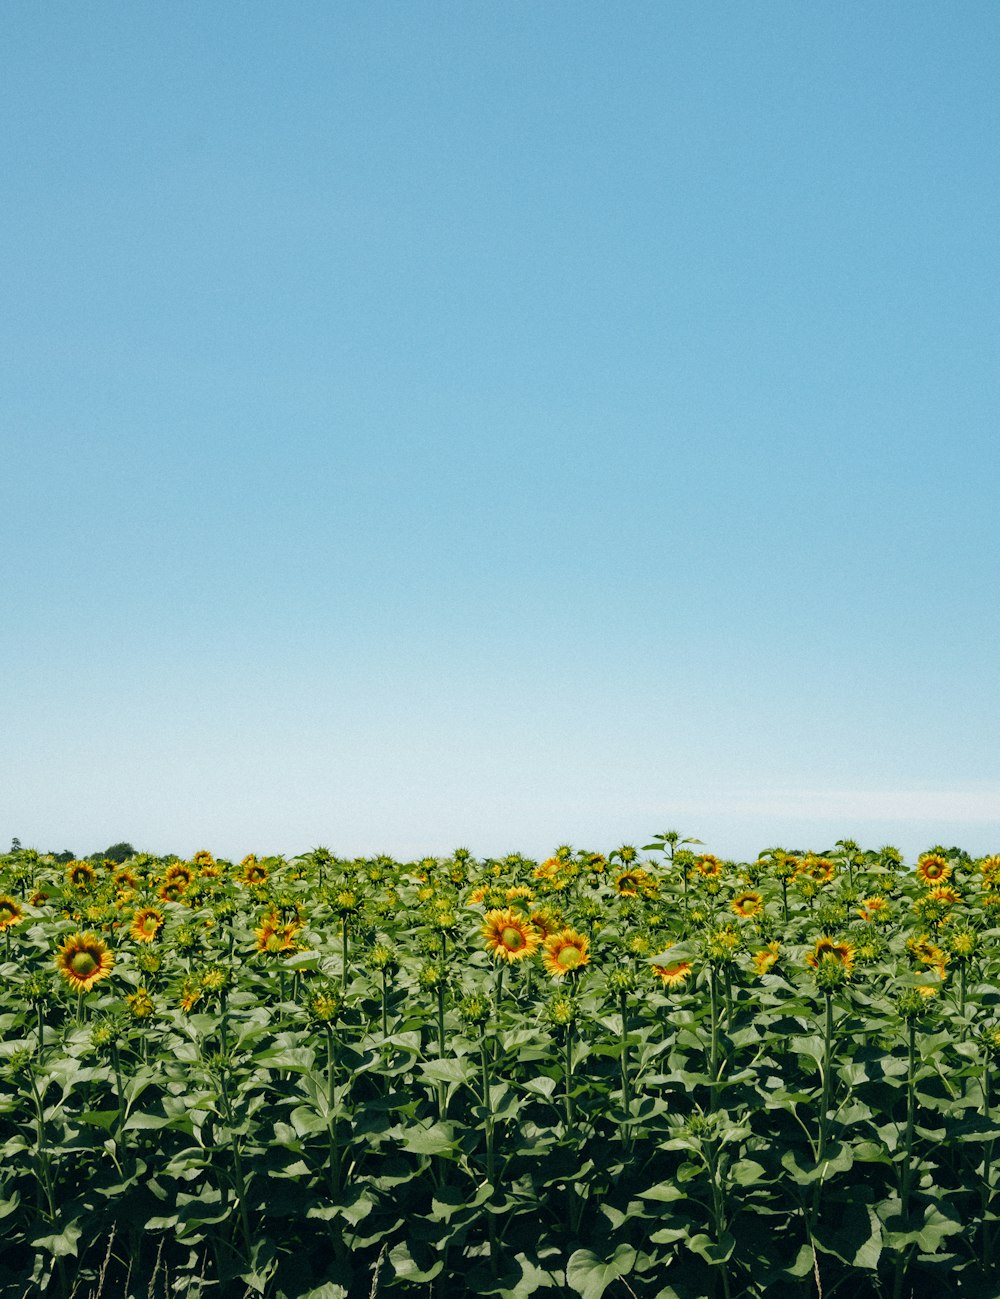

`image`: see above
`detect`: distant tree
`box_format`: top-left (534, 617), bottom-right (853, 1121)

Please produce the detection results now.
top-left (101, 842), bottom-right (137, 863)
top-left (52, 850), bottom-right (75, 864)
top-left (11, 837), bottom-right (21, 851)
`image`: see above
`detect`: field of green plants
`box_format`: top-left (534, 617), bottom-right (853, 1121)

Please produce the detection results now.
top-left (2, 836), bottom-right (1000, 1299)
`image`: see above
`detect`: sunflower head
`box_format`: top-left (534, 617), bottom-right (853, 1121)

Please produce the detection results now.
top-left (752, 942), bottom-right (781, 976)
top-left (916, 854), bottom-right (951, 886)
top-left (56, 933), bottom-right (115, 993)
top-left (459, 993), bottom-right (492, 1029)
top-left (482, 909), bottom-right (541, 964)
top-left (806, 937), bottom-right (855, 988)
top-left (66, 861), bottom-right (97, 890)
top-left (652, 959), bottom-right (693, 989)
top-left (730, 891), bottom-right (763, 919)
top-left (541, 928), bottom-right (590, 979)
top-left (125, 987), bottom-right (155, 1019)
top-left (0, 896), bottom-right (25, 931)
top-left (546, 994), bottom-right (577, 1027)
top-left (129, 907), bottom-right (165, 944)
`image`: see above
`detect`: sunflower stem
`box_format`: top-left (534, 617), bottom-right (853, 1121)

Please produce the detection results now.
top-left (708, 966), bottom-right (720, 1113)
top-left (480, 1035), bottom-right (498, 1272)
top-left (818, 992), bottom-right (834, 1164)
top-left (219, 1069), bottom-right (254, 1263)
top-left (341, 917), bottom-right (349, 993)
top-left (983, 1051), bottom-right (994, 1273)
top-left (892, 1019), bottom-right (918, 1299)
top-left (326, 1025), bottom-right (341, 1198)
top-left (618, 990), bottom-right (632, 1155)
top-left (436, 979), bottom-right (447, 1118)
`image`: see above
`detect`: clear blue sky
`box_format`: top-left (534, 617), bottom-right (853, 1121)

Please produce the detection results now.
top-left (3, 3), bottom-right (998, 863)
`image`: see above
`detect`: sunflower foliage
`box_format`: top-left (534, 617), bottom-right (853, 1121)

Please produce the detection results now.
top-left (1, 843), bottom-right (1000, 1296)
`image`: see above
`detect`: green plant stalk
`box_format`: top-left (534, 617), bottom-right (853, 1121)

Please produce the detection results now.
top-left (480, 1035), bottom-right (498, 1272)
top-left (708, 966), bottom-right (720, 1113)
top-left (341, 917), bottom-right (349, 992)
top-left (818, 992), bottom-right (834, 1164)
top-left (436, 979), bottom-right (447, 1118)
top-left (892, 1020), bottom-right (918, 1299)
top-left (618, 990), bottom-right (632, 1154)
top-left (983, 1052), bottom-right (994, 1273)
top-left (806, 990), bottom-right (836, 1296)
top-left (706, 1138), bottom-right (733, 1299)
top-left (563, 1025), bottom-right (574, 1130)
top-left (380, 968), bottom-right (389, 1039)
top-left (326, 1025), bottom-right (341, 1198)
top-left (218, 1071), bottom-right (254, 1264)
top-left (109, 1040), bottom-right (127, 1169)
top-left (27, 1067), bottom-right (57, 1222)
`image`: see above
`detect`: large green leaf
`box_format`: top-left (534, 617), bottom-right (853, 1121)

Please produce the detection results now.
top-left (566, 1245), bottom-right (637, 1299)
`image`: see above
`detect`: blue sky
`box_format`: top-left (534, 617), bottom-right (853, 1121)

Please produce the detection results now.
top-left (3, 3), bottom-right (998, 862)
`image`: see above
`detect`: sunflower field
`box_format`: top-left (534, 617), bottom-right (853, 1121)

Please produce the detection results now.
top-left (2, 837), bottom-right (1000, 1298)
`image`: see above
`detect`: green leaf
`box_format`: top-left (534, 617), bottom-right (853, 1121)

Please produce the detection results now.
top-left (566, 1245), bottom-right (636, 1299)
top-left (730, 1158), bottom-right (767, 1186)
top-left (32, 1220), bottom-right (82, 1258)
top-left (418, 1058), bottom-right (474, 1086)
top-left (389, 1240), bottom-right (443, 1283)
top-left (400, 1121), bottom-right (458, 1156)
top-left (686, 1232), bottom-right (735, 1265)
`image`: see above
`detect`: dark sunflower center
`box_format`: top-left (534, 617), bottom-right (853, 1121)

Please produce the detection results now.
top-left (70, 952), bottom-right (99, 976)
top-left (501, 926), bottom-right (524, 950)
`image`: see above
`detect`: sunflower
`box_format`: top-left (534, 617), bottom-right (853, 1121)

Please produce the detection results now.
top-left (130, 907), bottom-right (165, 943)
top-left (801, 856), bottom-right (836, 884)
top-left (916, 854), bottom-right (951, 886)
top-left (164, 864), bottom-right (194, 888)
top-left (752, 942), bottom-right (781, 976)
top-left (858, 895), bottom-right (888, 922)
top-left (254, 910), bottom-right (303, 954)
top-left (125, 987), bottom-right (155, 1019)
top-left (652, 960), bottom-right (692, 988)
top-left (0, 896), bottom-right (25, 931)
top-left (906, 933), bottom-right (949, 978)
top-left (730, 891), bottom-right (763, 919)
top-left (466, 886), bottom-right (488, 906)
top-left (55, 933), bottom-right (115, 992)
top-left (178, 979), bottom-right (202, 1013)
top-left (482, 909), bottom-right (541, 964)
top-left (505, 885), bottom-right (535, 904)
top-left (192, 850), bottom-right (215, 867)
top-left (805, 937), bottom-right (855, 974)
top-left (157, 881), bottom-right (188, 903)
top-left (533, 857), bottom-right (561, 880)
top-left (541, 927), bottom-right (590, 978)
top-left (67, 861), bottom-right (97, 889)
top-left (528, 908), bottom-right (562, 940)
top-left (694, 854), bottom-right (723, 879)
top-left (615, 868), bottom-right (656, 898)
top-left (240, 860), bottom-right (269, 886)
top-left (929, 885), bottom-right (961, 906)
